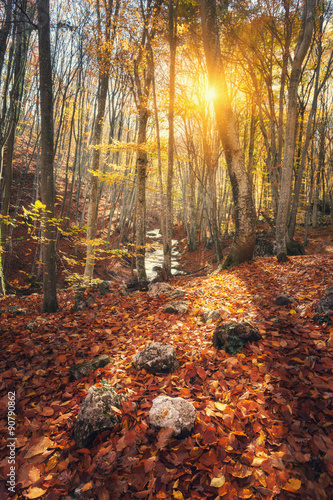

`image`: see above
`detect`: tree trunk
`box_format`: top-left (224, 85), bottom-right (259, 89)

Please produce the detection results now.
top-left (200, 0), bottom-right (256, 268)
top-left (135, 107), bottom-right (149, 281)
top-left (275, 0), bottom-right (316, 262)
top-left (84, 73), bottom-right (109, 280)
top-left (37, 0), bottom-right (58, 312)
top-left (163, 0), bottom-right (178, 279)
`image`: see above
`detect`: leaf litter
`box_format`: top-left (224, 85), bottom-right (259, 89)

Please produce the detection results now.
top-left (0, 253), bottom-right (332, 499)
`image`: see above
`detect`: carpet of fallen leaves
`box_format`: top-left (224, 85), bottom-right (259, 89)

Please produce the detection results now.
top-left (1, 253), bottom-right (333, 500)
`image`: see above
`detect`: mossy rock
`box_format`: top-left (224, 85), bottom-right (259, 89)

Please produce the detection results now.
top-left (69, 354), bottom-right (111, 381)
top-left (213, 321), bottom-right (261, 354)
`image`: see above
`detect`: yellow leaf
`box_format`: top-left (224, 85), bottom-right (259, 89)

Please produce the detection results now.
top-left (81, 481), bottom-right (93, 492)
top-left (283, 478), bottom-right (302, 492)
top-left (110, 406), bottom-right (122, 415)
top-left (45, 454), bottom-right (59, 472)
top-left (214, 402), bottom-right (227, 412)
top-left (210, 476), bottom-right (226, 488)
top-left (239, 488), bottom-right (253, 499)
top-left (173, 490), bottom-right (184, 499)
top-left (147, 315), bottom-right (154, 320)
top-left (24, 487), bottom-right (47, 499)
top-left (289, 309), bottom-right (297, 315)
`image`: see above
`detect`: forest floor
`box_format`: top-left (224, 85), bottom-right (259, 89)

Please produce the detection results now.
top-left (1, 228), bottom-right (333, 500)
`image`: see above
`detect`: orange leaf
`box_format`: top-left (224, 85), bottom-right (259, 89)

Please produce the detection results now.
top-left (24, 487), bottom-right (47, 499)
top-left (25, 437), bottom-right (53, 459)
top-left (283, 478), bottom-right (302, 492)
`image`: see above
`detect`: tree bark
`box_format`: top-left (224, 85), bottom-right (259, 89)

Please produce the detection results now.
top-left (163, 0), bottom-right (178, 279)
top-left (275, 0), bottom-right (316, 262)
top-left (135, 107), bottom-right (149, 281)
top-left (200, 0), bottom-right (256, 268)
top-left (37, 0), bottom-right (58, 312)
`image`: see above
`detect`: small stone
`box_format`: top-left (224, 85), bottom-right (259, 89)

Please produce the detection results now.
top-left (169, 288), bottom-right (187, 299)
top-left (202, 309), bottom-right (222, 323)
top-left (74, 385), bottom-right (127, 448)
top-left (213, 321), bottom-right (261, 353)
top-left (275, 294), bottom-right (294, 305)
top-left (69, 354), bottom-right (111, 381)
top-left (164, 300), bottom-right (189, 314)
top-left (132, 342), bottom-right (179, 373)
top-left (149, 396), bottom-right (196, 436)
top-left (148, 283), bottom-right (172, 297)
top-left (317, 286), bottom-right (333, 313)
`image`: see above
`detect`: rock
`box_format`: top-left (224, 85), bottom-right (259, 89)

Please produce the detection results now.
top-left (275, 294), bottom-right (295, 306)
top-left (213, 321), bottom-right (261, 354)
top-left (149, 396), bottom-right (196, 436)
top-left (164, 300), bottom-right (189, 314)
top-left (317, 286), bottom-right (333, 313)
top-left (287, 239), bottom-right (305, 256)
top-left (132, 342), bottom-right (179, 373)
top-left (148, 283), bottom-right (172, 297)
top-left (74, 384), bottom-right (127, 448)
top-left (202, 308), bottom-right (222, 323)
top-left (69, 354), bottom-right (111, 381)
top-left (254, 230), bottom-right (275, 257)
top-left (169, 288), bottom-right (186, 299)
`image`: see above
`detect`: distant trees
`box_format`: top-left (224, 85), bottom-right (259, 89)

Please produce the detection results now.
top-left (1, 0), bottom-right (333, 300)
top-left (275, 0), bottom-right (317, 262)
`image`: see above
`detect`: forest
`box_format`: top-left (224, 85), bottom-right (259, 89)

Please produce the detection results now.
top-left (0, 0), bottom-right (333, 499)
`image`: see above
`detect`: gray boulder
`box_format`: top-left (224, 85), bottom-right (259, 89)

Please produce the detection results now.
top-left (164, 300), bottom-right (189, 314)
top-left (74, 385), bottom-right (127, 448)
top-left (132, 342), bottom-right (179, 373)
top-left (69, 354), bottom-right (111, 381)
top-left (275, 294), bottom-right (295, 306)
top-left (317, 286), bottom-right (333, 313)
top-left (149, 396), bottom-right (196, 436)
top-left (148, 283), bottom-right (172, 297)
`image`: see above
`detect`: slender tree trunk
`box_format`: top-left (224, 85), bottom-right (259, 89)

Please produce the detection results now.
top-left (135, 107), bottom-right (149, 281)
top-left (84, 73), bottom-right (109, 280)
top-left (163, 0), bottom-right (178, 279)
top-left (37, 0), bottom-right (58, 312)
top-left (275, 0), bottom-right (316, 262)
top-left (201, 0), bottom-right (256, 268)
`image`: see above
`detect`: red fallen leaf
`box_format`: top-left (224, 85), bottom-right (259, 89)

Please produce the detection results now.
top-left (196, 366), bottom-right (207, 380)
top-left (97, 487), bottom-right (110, 500)
top-left (156, 427), bottom-right (174, 450)
top-left (124, 429), bottom-right (136, 447)
top-left (199, 449), bottom-right (218, 467)
top-left (230, 462), bottom-right (252, 478)
top-left (55, 354), bottom-right (67, 363)
top-left (144, 456), bottom-right (157, 473)
top-left (42, 407), bottom-right (54, 416)
top-left (18, 463), bottom-right (41, 488)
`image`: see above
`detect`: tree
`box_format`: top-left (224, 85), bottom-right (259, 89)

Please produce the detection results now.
top-left (130, 0), bottom-right (162, 281)
top-left (200, 0), bottom-right (256, 269)
top-left (37, 0), bottom-right (58, 312)
top-left (84, 0), bottom-right (121, 281)
top-left (275, 0), bottom-right (316, 262)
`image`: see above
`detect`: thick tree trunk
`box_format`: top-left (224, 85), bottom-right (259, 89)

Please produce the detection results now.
top-left (37, 0), bottom-right (58, 312)
top-left (275, 0), bottom-right (316, 262)
top-left (200, 0), bottom-right (256, 268)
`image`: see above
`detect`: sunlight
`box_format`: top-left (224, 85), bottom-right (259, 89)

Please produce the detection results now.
top-left (205, 85), bottom-right (216, 102)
